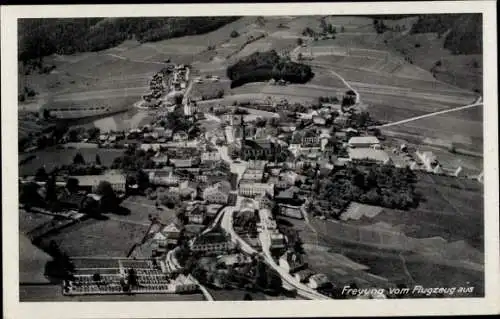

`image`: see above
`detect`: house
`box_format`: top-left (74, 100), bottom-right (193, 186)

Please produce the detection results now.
top-left (160, 223), bottom-right (182, 246)
top-left (416, 150), bottom-right (439, 171)
top-left (187, 205), bottom-right (206, 224)
top-left (256, 192), bottom-right (274, 209)
top-left (279, 250), bottom-right (307, 274)
top-left (307, 273), bottom-right (330, 289)
top-left (201, 151), bottom-right (221, 163)
top-left (72, 172), bottom-right (126, 193)
top-left (348, 136), bottom-right (380, 149)
top-left (148, 170), bottom-right (179, 186)
top-left (312, 116), bottom-right (326, 126)
top-left (294, 269), bottom-right (315, 283)
top-left (347, 148), bottom-right (391, 164)
top-left (278, 204), bottom-right (304, 219)
top-left (275, 186), bottom-right (303, 206)
top-left (189, 232), bottom-right (234, 253)
top-left (217, 254), bottom-right (252, 267)
top-left (57, 192), bottom-right (87, 210)
top-left (170, 157), bottom-right (200, 168)
top-left (247, 160), bottom-right (267, 170)
top-left (152, 154), bottom-right (169, 166)
top-left (241, 169), bottom-right (264, 182)
top-left (270, 233), bottom-right (286, 249)
top-left (203, 181), bottom-right (231, 204)
top-left (238, 182), bottom-right (274, 198)
top-left (173, 131), bottom-right (188, 142)
top-left (170, 274), bottom-right (198, 293)
top-left (227, 192), bottom-right (238, 206)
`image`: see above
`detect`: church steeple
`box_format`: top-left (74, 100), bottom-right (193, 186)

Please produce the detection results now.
top-left (240, 114), bottom-right (246, 158)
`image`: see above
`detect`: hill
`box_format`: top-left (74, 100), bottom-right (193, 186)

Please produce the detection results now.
top-left (18, 17), bottom-right (240, 62)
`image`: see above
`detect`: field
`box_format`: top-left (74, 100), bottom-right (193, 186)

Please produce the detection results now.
top-left (120, 196), bottom-right (179, 225)
top-left (19, 234), bottom-right (53, 284)
top-left (19, 147), bottom-right (124, 176)
top-left (40, 218), bottom-right (148, 257)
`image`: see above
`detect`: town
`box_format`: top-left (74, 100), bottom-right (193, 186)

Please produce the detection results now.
top-left (17, 15), bottom-right (484, 302)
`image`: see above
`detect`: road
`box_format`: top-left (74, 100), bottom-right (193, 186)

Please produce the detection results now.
top-left (216, 196), bottom-right (330, 300)
top-left (372, 101), bottom-right (483, 129)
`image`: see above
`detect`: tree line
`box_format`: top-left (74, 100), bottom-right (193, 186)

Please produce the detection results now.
top-left (18, 17), bottom-right (240, 62)
top-left (226, 50), bottom-right (314, 88)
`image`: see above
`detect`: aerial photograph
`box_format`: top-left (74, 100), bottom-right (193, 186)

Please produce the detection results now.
top-left (18, 14), bottom-right (484, 301)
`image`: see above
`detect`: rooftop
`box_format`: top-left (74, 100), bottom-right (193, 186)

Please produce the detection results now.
top-left (348, 148), bottom-right (390, 163)
top-left (348, 136), bottom-right (380, 145)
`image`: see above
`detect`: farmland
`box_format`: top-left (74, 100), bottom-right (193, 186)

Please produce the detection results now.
top-left (39, 218), bottom-right (148, 257)
top-left (19, 147), bottom-right (124, 176)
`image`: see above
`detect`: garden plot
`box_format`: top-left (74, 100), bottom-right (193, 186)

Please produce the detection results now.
top-left (43, 218), bottom-right (148, 257)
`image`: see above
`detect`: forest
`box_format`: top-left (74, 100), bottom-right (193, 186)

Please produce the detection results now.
top-left (317, 164), bottom-right (420, 211)
top-left (226, 50), bottom-right (314, 88)
top-left (410, 14), bottom-right (482, 54)
top-left (18, 17), bottom-right (240, 62)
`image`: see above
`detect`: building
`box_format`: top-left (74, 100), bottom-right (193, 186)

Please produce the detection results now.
top-left (239, 182), bottom-right (274, 198)
top-left (247, 160), bottom-right (267, 170)
top-left (72, 172), bottom-right (126, 193)
top-left (275, 186), bottom-right (303, 206)
top-left (347, 148), bottom-right (391, 164)
top-left (170, 274), bottom-right (199, 293)
top-left (173, 131), bottom-right (188, 142)
top-left (279, 250), bottom-right (306, 274)
top-left (187, 205), bottom-right (206, 224)
top-left (189, 232), bottom-right (234, 253)
top-left (270, 232), bottom-right (286, 249)
top-left (203, 181), bottom-right (231, 204)
top-left (201, 151), bottom-right (221, 163)
top-left (148, 170), bottom-right (179, 186)
top-left (216, 254), bottom-right (252, 267)
top-left (416, 150), bottom-right (439, 171)
top-left (256, 192), bottom-right (274, 209)
top-left (241, 169), bottom-right (264, 182)
top-left (348, 136), bottom-right (380, 149)
top-left (160, 222), bottom-right (182, 246)
top-left (170, 157), bottom-right (200, 168)
top-left (278, 204), bottom-right (304, 219)
top-left (152, 155), bottom-right (169, 166)
top-left (307, 273), bottom-right (330, 289)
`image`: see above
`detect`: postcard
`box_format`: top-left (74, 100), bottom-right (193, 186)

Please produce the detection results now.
top-left (2, 1), bottom-right (499, 318)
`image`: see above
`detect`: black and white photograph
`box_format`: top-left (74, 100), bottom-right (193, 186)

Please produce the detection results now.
top-left (2, 1), bottom-right (499, 318)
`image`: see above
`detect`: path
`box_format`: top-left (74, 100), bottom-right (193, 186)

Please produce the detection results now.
top-left (372, 101), bottom-right (482, 129)
top-left (106, 53), bottom-right (167, 66)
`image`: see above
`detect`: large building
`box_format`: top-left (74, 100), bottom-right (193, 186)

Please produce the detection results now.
top-left (348, 136), bottom-right (381, 149)
top-left (203, 181), bottom-right (231, 204)
top-left (189, 232), bottom-right (234, 253)
top-left (239, 182), bottom-right (274, 197)
top-left (71, 172), bottom-right (126, 193)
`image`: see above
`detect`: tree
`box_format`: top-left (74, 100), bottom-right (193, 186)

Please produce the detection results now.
top-left (73, 152), bottom-right (85, 165)
top-left (93, 273), bottom-right (102, 282)
top-left (45, 174), bottom-right (57, 202)
top-left (95, 154), bottom-right (102, 166)
top-left (296, 38), bottom-right (303, 46)
top-left (35, 167), bottom-right (49, 182)
top-left (96, 181), bottom-right (118, 212)
top-left (65, 177), bottom-right (80, 194)
top-left (230, 30), bottom-right (240, 38)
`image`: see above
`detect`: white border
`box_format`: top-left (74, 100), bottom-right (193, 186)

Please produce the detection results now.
top-left (2, 2), bottom-right (499, 318)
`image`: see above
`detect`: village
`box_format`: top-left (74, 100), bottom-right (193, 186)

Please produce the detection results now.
top-left (17, 53), bottom-right (485, 302)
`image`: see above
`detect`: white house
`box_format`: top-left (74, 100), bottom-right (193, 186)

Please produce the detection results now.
top-left (348, 136), bottom-right (380, 149)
